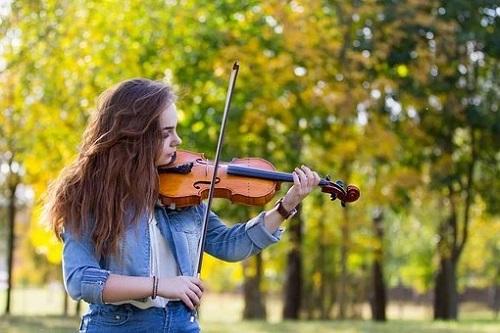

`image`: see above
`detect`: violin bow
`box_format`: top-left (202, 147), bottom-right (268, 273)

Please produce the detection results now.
top-left (190, 61), bottom-right (240, 321)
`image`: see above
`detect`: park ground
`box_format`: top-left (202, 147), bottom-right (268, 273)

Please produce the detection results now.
top-left (0, 289), bottom-right (498, 332)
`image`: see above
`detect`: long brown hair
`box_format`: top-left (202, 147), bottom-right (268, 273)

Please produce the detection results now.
top-left (46, 78), bottom-right (176, 257)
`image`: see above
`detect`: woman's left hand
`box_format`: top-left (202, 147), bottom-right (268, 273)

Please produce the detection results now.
top-left (281, 165), bottom-right (320, 211)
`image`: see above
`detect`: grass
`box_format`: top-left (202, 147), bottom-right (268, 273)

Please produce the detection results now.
top-left (1, 316), bottom-right (499, 333)
top-left (0, 288), bottom-right (498, 332)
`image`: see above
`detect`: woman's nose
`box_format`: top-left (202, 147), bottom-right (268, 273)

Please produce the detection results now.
top-left (172, 133), bottom-right (182, 146)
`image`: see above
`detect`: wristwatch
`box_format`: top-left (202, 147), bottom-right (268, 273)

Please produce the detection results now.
top-left (275, 198), bottom-right (297, 219)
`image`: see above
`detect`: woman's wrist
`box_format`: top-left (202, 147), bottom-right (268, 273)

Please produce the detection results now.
top-left (102, 274), bottom-right (162, 303)
top-left (275, 197), bottom-right (297, 220)
top-left (281, 196), bottom-right (298, 212)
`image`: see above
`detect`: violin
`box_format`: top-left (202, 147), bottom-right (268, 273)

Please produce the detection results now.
top-left (158, 150), bottom-right (360, 209)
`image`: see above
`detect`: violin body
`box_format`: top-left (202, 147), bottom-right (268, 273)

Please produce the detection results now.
top-left (158, 150), bottom-right (360, 209)
top-left (158, 150), bottom-right (281, 208)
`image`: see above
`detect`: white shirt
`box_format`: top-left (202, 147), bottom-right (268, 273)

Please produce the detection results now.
top-left (110, 214), bottom-right (179, 308)
top-left (148, 214), bottom-right (179, 307)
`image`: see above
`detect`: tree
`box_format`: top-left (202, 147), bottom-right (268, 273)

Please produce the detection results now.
top-left (0, 73), bottom-right (27, 315)
top-left (372, 0), bottom-right (500, 319)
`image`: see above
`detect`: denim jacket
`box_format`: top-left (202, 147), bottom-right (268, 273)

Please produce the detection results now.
top-left (62, 203), bottom-right (282, 305)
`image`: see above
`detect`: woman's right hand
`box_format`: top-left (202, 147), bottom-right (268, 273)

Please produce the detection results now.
top-left (158, 276), bottom-right (204, 310)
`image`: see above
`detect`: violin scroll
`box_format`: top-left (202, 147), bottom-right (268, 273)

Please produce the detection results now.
top-left (320, 179), bottom-right (360, 207)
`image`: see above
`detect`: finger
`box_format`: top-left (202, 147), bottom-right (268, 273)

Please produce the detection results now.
top-left (292, 170), bottom-right (301, 185)
top-left (190, 277), bottom-right (204, 292)
top-left (181, 294), bottom-right (195, 310)
top-left (295, 168), bottom-right (308, 194)
top-left (186, 289), bottom-right (200, 306)
top-left (301, 165), bottom-right (315, 187)
top-left (189, 283), bottom-right (203, 299)
top-left (313, 171), bottom-right (321, 185)
top-left (295, 167), bottom-right (307, 185)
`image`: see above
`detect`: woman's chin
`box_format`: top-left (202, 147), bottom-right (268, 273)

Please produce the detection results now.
top-left (157, 156), bottom-right (173, 167)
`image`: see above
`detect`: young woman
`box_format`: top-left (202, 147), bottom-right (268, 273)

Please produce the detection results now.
top-left (46, 78), bottom-right (320, 332)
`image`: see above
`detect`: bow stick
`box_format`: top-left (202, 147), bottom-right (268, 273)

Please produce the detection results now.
top-left (190, 61), bottom-right (240, 321)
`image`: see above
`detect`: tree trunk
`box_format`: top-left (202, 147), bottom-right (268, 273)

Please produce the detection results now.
top-left (303, 279), bottom-right (314, 319)
top-left (433, 126), bottom-right (477, 320)
top-left (63, 289), bottom-right (69, 316)
top-left (76, 299), bottom-right (82, 317)
top-left (283, 205), bottom-right (303, 319)
top-left (242, 253), bottom-right (266, 319)
top-left (337, 207), bottom-right (349, 319)
top-left (433, 208), bottom-right (460, 320)
top-left (493, 282), bottom-right (499, 320)
top-left (433, 256), bottom-right (458, 319)
top-left (371, 260), bottom-right (387, 321)
top-left (370, 208), bottom-right (387, 321)
top-left (327, 246), bottom-right (337, 319)
top-left (5, 181), bottom-right (18, 315)
top-left (318, 210), bottom-right (328, 319)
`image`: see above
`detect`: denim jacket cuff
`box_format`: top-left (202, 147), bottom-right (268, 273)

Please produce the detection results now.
top-left (245, 211), bottom-right (283, 249)
top-left (81, 267), bottom-right (110, 304)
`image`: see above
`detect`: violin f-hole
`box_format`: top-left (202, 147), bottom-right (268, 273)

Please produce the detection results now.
top-left (193, 177), bottom-right (221, 189)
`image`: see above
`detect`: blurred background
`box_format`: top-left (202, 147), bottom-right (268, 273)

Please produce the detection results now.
top-left (0, 0), bottom-right (499, 332)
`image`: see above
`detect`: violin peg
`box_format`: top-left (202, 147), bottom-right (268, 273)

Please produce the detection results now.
top-left (325, 175), bottom-right (331, 181)
top-left (330, 193), bottom-right (337, 201)
top-left (335, 180), bottom-right (347, 191)
top-left (341, 201), bottom-right (346, 208)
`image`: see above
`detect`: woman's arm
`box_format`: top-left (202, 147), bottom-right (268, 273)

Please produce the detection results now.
top-left (102, 274), bottom-right (203, 310)
top-left (203, 166), bottom-right (319, 261)
top-left (62, 227), bottom-right (203, 309)
top-left (101, 274), bottom-right (152, 303)
top-left (62, 228), bottom-right (110, 304)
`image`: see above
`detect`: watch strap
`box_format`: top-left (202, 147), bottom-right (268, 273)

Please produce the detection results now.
top-left (276, 198), bottom-right (297, 219)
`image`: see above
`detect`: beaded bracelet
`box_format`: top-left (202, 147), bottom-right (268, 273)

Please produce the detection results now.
top-left (152, 276), bottom-right (159, 299)
top-left (151, 276), bottom-right (157, 299)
